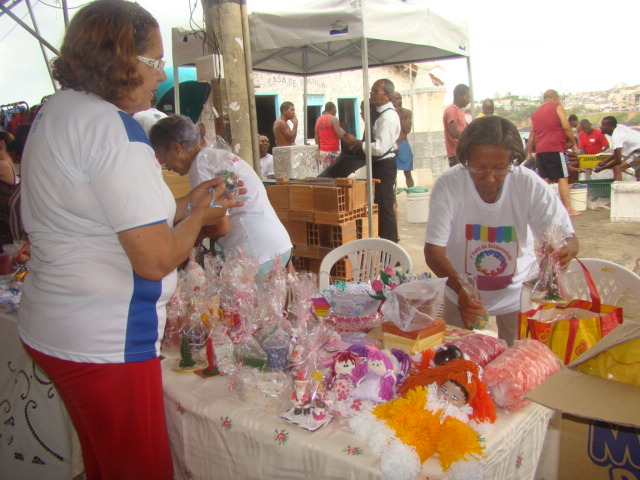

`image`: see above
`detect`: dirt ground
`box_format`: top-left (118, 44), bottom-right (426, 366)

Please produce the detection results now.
top-left (394, 186), bottom-right (640, 276)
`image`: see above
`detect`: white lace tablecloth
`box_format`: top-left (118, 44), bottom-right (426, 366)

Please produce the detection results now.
top-left (162, 350), bottom-right (554, 480)
top-left (0, 309), bottom-right (83, 480)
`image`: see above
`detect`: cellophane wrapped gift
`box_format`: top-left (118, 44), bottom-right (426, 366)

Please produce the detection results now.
top-left (210, 249), bottom-right (264, 370)
top-left (232, 368), bottom-right (292, 406)
top-left (280, 320), bottom-right (335, 430)
top-left (255, 259), bottom-right (292, 371)
top-left (164, 290), bottom-right (189, 349)
top-left (458, 273), bottom-right (488, 329)
top-left (446, 334), bottom-right (507, 367)
top-left (483, 338), bottom-right (561, 410)
top-left (380, 278), bottom-right (447, 332)
top-left (530, 222), bottom-right (573, 306)
top-left (323, 281), bottom-right (383, 332)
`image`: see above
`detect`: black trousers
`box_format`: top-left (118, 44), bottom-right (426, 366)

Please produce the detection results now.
top-left (372, 157), bottom-right (398, 243)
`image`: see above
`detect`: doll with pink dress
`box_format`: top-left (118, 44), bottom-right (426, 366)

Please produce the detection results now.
top-left (323, 351), bottom-right (360, 417)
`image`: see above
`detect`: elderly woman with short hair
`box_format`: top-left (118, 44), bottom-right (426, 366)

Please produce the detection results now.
top-left (18, 1), bottom-right (243, 478)
top-left (150, 114), bottom-right (292, 279)
top-left (424, 116), bottom-right (579, 346)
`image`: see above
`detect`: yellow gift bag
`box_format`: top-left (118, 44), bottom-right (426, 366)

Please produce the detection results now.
top-left (519, 259), bottom-right (623, 365)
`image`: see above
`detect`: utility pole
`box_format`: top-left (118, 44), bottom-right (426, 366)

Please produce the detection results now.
top-left (202, 0), bottom-right (259, 170)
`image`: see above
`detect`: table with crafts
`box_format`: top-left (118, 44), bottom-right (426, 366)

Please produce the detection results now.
top-left (1, 306), bottom-right (554, 480)
top-left (161, 342), bottom-right (554, 480)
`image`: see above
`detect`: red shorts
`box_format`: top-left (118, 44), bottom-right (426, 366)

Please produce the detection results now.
top-left (23, 343), bottom-right (173, 480)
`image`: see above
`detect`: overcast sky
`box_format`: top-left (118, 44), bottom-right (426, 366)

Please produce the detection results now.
top-left (1, 0), bottom-right (639, 108)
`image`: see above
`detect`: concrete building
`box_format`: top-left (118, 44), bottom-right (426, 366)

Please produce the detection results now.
top-left (253, 64), bottom-right (450, 184)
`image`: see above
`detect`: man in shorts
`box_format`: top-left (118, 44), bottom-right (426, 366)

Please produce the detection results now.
top-left (595, 116), bottom-right (640, 181)
top-left (526, 89), bottom-right (581, 216)
top-left (391, 92), bottom-right (414, 187)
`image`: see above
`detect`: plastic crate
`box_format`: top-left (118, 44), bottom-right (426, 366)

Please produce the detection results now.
top-left (578, 154), bottom-right (608, 169)
top-left (580, 179), bottom-right (614, 200)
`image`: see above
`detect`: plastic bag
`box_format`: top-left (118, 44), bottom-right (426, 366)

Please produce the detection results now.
top-left (483, 339), bottom-right (561, 410)
top-left (574, 336), bottom-right (640, 386)
top-left (457, 273), bottom-right (488, 329)
top-left (530, 223), bottom-right (572, 306)
top-left (446, 334), bottom-right (507, 367)
top-left (380, 278), bottom-right (446, 331)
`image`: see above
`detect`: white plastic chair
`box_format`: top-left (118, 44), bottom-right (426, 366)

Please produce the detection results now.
top-left (521, 258), bottom-right (640, 321)
top-left (318, 238), bottom-right (413, 291)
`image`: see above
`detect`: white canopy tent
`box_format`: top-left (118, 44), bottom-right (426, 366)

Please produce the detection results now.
top-left (248, 0), bottom-right (472, 236)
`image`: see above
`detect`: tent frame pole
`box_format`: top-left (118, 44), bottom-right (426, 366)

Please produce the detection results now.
top-left (303, 46), bottom-right (308, 144)
top-left (467, 56), bottom-right (475, 117)
top-left (361, 38), bottom-right (374, 238)
top-left (173, 65), bottom-right (181, 114)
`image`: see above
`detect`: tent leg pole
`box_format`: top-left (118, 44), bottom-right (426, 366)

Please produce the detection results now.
top-left (361, 38), bottom-right (374, 238)
top-left (303, 47), bottom-right (308, 144)
top-left (173, 65), bottom-right (181, 115)
top-left (467, 56), bottom-right (475, 117)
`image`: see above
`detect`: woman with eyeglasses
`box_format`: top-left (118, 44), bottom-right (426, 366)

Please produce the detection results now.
top-left (424, 116), bottom-right (578, 346)
top-left (18, 2), bottom-right (243, 478)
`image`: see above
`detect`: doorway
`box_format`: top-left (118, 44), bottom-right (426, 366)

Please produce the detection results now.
top-left (255, 94), bottom-right (278, 152)
top-left (338, 98), bottom-right (359, 139)
top-left (306, 94), bottom-right (324, 143)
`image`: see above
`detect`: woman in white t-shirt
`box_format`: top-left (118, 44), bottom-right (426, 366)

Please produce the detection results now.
top-left (150, 115), bottom-right (292, 279)
top-left (18, 2), bottom-right (243, 478)
top-left (424, 116), bottom-right (579, 345)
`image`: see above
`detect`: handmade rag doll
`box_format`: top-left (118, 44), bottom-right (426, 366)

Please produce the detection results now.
top-left (350, 349), bottom-right (397, 404)
top-left (323, 351), bottom-right (360, 416)
top-left (349, 358), bottom-right (496, 480)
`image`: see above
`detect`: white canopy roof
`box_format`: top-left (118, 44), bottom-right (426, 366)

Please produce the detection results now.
top-left (248, 1), bottom-right (472, 236)
top-left (249, 0), bottom-right (470, 76)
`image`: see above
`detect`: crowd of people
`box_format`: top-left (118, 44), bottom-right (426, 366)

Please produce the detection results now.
top-left (2, 1), bottom-right (638, 479)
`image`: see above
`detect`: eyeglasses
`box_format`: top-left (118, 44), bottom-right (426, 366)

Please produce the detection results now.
top-left (370, 89), bottom-right (386, 95)
top-left (464, 164), bottom-right (514, 176)
top-left (137, 55), bottom-right (166, 72)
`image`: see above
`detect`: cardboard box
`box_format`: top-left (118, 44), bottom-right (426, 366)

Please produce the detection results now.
top-left (527, 321), bottom-right (640, 480)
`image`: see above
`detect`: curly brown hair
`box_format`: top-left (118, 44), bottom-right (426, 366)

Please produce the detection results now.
top-left (52, 0), bottom-right (158, 104)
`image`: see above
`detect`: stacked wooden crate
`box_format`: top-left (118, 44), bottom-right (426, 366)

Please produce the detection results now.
top-left (266, 178), bottom-right (378, 283)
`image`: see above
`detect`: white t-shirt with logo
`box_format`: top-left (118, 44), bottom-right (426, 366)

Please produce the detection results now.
top-left (188, 147), bottom-right (292, 264)
top-left (19, 89), bottom-right (177, 364)
top-left (425, 165), bottom-right (574, 315)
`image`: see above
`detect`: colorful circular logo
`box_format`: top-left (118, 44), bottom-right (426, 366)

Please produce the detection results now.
top-left (475, 249), bottom-right (507, 276)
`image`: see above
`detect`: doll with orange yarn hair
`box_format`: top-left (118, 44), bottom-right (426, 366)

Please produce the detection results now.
top-left (349, 357), bottom-right (496, 480)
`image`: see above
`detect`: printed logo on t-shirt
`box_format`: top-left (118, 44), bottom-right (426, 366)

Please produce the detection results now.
top-left (464, 224), bottom-right (517, 291)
